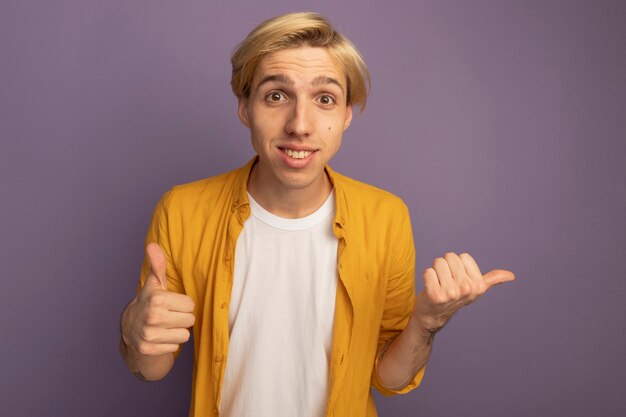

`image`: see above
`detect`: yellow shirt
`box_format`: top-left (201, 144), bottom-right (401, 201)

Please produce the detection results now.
top-left (139, 158), bottom-right (425, 417)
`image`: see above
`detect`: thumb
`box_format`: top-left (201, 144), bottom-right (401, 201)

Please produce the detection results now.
top-left (483, 269), bottom-right (516, 289)
top-left (146, 242), bottom-right (168, 290)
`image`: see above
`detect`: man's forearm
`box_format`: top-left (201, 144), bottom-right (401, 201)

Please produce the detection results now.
top-left (377, 252), bottom-right (517, 390)
top-left (376, 311), bottom-right (435, 390)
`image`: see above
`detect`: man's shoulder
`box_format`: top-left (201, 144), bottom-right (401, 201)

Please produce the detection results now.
top-left (330, 168), bottom-right (409, 214)
top-left (160, 162), bottom-right (249, 210)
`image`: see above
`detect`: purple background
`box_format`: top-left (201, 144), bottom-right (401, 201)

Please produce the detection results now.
top-left (1, 1), bottom-right (625, 416)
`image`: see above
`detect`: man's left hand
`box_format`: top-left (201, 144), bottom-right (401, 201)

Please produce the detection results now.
top-left (413, 252), bottom-right (515, 334)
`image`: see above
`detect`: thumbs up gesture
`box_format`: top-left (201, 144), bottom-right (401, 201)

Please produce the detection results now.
top-left (120, 243), bottom-right (196, 357)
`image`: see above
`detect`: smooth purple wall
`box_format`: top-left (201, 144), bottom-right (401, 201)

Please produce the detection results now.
top-left (1, 1), bottom-right (625, 416)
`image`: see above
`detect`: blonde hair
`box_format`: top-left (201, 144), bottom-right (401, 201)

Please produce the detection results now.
top-left (231, 12), bottom-right (371, 111)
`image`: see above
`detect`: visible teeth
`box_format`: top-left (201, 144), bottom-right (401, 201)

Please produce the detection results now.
top-left (283, 148), bottom-right (312, 159)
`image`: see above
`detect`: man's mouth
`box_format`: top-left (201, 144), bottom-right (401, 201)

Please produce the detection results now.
top-left (280, 148), bottom-right (314, 159)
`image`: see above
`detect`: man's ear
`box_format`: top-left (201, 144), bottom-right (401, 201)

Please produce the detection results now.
top-left (343, 105), bottom-right (353, 131)
top-left (238, 97), bottom-right (250, 128)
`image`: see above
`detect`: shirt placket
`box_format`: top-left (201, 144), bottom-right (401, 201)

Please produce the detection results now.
top-left (212, 198), bottom-right (249, 415)
top-left (325, 214), bottom-right (356, 416)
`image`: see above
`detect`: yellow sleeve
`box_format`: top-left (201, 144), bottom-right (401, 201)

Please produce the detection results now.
top-left (370, 202), bottom-right (426, 395)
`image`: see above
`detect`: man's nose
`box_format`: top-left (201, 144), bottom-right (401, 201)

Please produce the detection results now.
top-left (285, 99), bottom-right (314, 137)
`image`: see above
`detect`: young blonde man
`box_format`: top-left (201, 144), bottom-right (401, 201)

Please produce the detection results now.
top-left (119, 12), bottom-right (515, 417)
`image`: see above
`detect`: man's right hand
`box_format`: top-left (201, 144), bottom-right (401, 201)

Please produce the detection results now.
top-left (120, 243), bottom-right (195, 357)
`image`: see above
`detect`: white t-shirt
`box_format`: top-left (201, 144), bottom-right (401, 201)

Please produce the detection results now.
top-left (220, 191), bottom-right (338, 417)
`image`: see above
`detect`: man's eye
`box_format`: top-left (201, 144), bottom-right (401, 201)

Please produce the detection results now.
top-left (266, 92), bottom-right (285, 102)
top-left (317, 95), bottom-right (336, 105)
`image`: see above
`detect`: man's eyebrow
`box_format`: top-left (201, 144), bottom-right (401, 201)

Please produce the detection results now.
top-left (256, 74), bottom-right (295, 90)
top-left (312, 75), bottom-right (345, 94)
top-left (255, 74), bottom-right (345, 94)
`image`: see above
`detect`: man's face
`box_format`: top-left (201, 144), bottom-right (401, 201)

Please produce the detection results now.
top-left (238, 46), bottom-right (353, 195)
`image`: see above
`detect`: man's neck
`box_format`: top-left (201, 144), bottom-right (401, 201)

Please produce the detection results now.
top-left (247, 162), bottom-right (332, 219)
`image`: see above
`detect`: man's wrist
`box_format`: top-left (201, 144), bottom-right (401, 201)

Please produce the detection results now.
top-left (411, 293), bottom-right (452, 336)
top-left (409, 309), bottom-right (446, 341)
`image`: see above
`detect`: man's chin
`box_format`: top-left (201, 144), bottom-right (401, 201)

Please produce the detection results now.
top-left (277, 170), bottom-right (328, 192)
